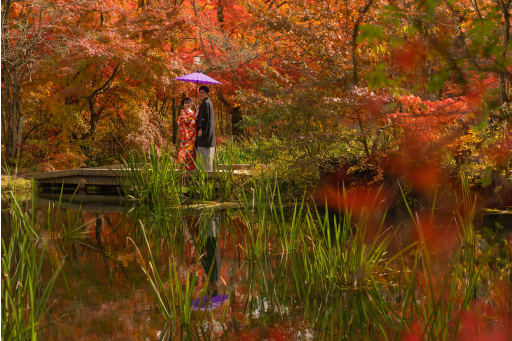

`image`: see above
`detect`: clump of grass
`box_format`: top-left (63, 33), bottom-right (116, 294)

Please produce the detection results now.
top-left (1, 175), bottom-right (33, 198)
top-left (290, 205), bottom-right (405, 338)
top-left (121, 144), bottom-right (241, 206)
top-left (121, 145), bottom-right (185, 206)
top-left (216, 137), bottom-right (261, 165)
top-left (233, 182), bottom-right (405, 337)
top-left (187, 166), bottom-right (216, 202)
top-left (130, 220), bottom-right (209, 339)
top-left (234, 176), bottom-right (282, 260)
top-left (1, 193), bottom-right (62, 340)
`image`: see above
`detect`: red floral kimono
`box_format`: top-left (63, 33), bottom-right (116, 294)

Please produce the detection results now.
top-left (177, 109), bottom-right (197, 170)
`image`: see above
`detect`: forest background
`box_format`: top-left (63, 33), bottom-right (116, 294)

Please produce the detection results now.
top-left (2, 0), bottom-right (511, 197)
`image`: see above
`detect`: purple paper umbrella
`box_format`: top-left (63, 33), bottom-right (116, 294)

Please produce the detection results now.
top-left (192, 294), bottom-right (229, 311)
top-left (174, 71), bottom-right (221, 85)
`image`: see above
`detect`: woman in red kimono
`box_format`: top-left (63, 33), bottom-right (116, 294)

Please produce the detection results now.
top-left (177, 98), bottom-right (197, 170)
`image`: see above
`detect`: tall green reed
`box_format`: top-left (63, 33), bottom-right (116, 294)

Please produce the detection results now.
top-left (130, 216), bottom-right (228, 340)
top-left (122, 144), bottom-right (241, 207)
top-left (130, 221), bottom-right (197, 338)
top-left (121, 145), bottom-right (185, 207)
top-left (292, 203), bottom-right (406, 339)
top-left (2, 193), bottom-right (62, 341)
top-left (236, 178), bottom-right (276, 260)
top-left (234, 182), bottom-right (406, 338)
top-left (187, 165), bottom-right (215, 202)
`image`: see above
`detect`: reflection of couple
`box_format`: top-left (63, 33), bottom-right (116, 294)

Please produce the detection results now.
top-left (187, 211), bottom-right (228, 311)
top-left (176, 85), bottom-right (216, 171)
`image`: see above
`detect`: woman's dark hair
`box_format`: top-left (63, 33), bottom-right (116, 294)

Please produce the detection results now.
top-left (199, 85), bottom-right (210, 94)
top-left (181, 97), bottom-right (192, 106)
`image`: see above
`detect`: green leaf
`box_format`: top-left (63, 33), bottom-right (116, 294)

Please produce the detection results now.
top-left (473, 116), bottom-right (489, 131)
top-left (357, 24), bottom-right (384, 43)
top-left (424, 0), bottom-right (440, 19)
top-left (480, 167), bottom-right (493, 188)
top-left (426, 70), bottom-right (451, 92)
top-left (383, 102), bottom-right (398, 112)
top-left (368, 63), bottom-right (389, 90)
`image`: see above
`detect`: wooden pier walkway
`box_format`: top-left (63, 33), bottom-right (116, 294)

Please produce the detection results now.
top-left (24, 164), bottom-right (252, 199)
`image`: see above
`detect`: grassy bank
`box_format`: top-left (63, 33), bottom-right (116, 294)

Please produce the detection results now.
top-left (1, 176), bottom-right (33, 200)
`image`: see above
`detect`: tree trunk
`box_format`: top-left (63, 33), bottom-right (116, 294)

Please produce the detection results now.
top-left (171, 97), bottom-right (178, 145)
top-left (498, 0), bottom-right (511, 103)
top-left (1, 66), bottom-right (24, 167)
top-left (231, 106), bottom-right (243, 137)
top-left (1, 0), bottom-right (23, 167)
top-left (1, 1), bottom-right (60, 168)
top-left (78, 65), bottom-right (119, 140)
top-left (218, 90), bottom-right (244, 137)
top-left (350, 0), bottom-right (375, 85)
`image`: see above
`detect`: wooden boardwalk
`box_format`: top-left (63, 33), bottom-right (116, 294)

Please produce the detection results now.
top-left (24, 164), bottom-right (252, 196)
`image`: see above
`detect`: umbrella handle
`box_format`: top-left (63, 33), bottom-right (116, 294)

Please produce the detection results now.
top-left (196, 82), bottom-right (199, 105)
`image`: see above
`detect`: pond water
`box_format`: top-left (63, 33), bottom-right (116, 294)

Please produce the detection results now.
top-left (2, 197), bottom-right (315, 340)
top-left (2, 195), bottom-right (511, 340)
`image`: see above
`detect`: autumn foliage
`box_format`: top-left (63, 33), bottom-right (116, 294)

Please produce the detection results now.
top-left (3, 2), bottom-right (512, 340)
top-left (0, 0), bottom-right (509, 173)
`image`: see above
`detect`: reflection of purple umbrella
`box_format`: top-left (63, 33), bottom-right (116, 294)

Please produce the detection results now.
top-left (174, 71), bottom-right (221, 85)
top-left (192, 294), bottom-right (229, 311)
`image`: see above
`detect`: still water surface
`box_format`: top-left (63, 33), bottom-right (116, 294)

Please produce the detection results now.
top-left (7, 197), bottom-right (508, 340)
top-left (3, 198), bottom-right (313, 340)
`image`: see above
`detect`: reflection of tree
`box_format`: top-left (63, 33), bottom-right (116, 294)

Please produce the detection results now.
top-left (86, 213), bottom-right (131, 280)
top-left (40, 206), bottom-right (137, 280)
top-left (95, 213), bottom-right (103, 248)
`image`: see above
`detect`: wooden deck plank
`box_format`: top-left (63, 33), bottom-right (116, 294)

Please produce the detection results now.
top-left (25, 167), bottom-right (251, 180)
top-left (24, 164), bottom-right (253, 191)
top-left (25, 167), bottom-right (126, 179)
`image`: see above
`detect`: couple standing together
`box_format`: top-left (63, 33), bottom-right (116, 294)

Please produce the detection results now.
top-left (176, 86), bottom-right (216, 171)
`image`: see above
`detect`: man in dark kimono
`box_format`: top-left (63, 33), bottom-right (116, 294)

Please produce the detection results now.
top-left (196, 85), bottom-right (216, 171)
